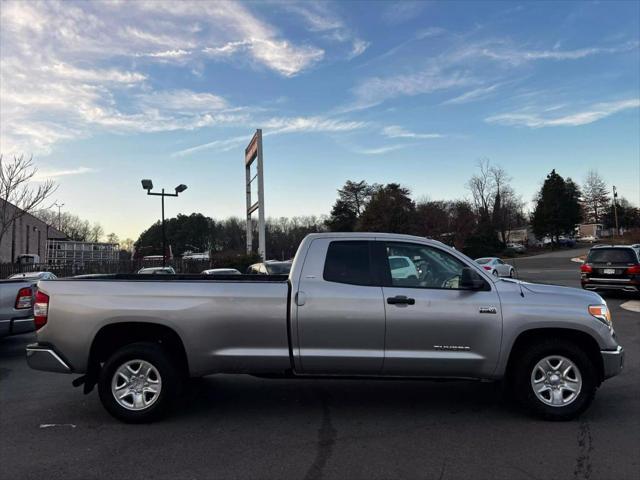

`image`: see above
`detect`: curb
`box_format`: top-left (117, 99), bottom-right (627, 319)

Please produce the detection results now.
top-left (620, 301), bottom-right (640, 313)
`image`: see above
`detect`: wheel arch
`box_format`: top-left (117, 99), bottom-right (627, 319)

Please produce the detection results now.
top-left (504, 328), bottom-right (604, 384)
top-left (89, 322), bottom-right (190, 378)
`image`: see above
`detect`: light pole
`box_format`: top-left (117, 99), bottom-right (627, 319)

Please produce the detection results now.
top-left (54, 202), bottom-right (64, 230)
top-left (612, 186), bottom-right (619, 238)
top-left (141, 179), bottom-right (188, 266)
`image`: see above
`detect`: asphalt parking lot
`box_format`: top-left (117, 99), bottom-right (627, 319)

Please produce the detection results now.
top-left (1, 247), bottom-right (638, 480)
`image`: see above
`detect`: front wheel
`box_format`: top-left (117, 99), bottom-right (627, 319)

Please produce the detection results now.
top-left (510, 339), bottom-right (597, 420)
top-left (98, 342), bottom-right (180, 423)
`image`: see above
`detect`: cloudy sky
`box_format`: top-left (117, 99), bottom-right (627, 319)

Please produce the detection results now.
top-left (1, 0), bottom-right (639, 239)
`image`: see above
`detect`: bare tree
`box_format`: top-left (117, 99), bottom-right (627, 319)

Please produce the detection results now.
top-left (467, 159), bottom-right (494, 220)
top-left (0, 155), bottom-right (57, 247)
top-left (89, 223), bottom-right (105, 243)
top-left (582, 170), bottom-right (609, 224)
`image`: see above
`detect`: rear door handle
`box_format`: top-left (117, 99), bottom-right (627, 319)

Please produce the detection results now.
top-left (387, 295), bottom-right (415, 305)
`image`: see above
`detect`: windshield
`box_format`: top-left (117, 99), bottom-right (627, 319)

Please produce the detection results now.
top-left (587, 248), bottom-right (637, 264)
top-left (475, 258), bottom-right (492, 264)
top-left (10, 272), bottom-right (43, 279)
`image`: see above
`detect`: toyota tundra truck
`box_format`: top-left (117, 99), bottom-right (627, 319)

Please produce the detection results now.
top-left (26, 233), bottom-right (624, 422)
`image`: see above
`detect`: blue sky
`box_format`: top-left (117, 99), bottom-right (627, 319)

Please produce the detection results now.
top-left (1, 0), bottom-right (639, 239)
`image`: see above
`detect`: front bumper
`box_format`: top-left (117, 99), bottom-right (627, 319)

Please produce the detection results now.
top-left (26, 343), bottom-right (72, 373)
top-left (601, 345), bottom-right (624, 379)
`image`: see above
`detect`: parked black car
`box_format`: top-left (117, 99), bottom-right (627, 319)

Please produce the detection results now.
top-left (581, 244), bottom-right (640, 293)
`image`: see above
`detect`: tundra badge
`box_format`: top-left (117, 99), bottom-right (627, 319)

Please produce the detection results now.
top-left (479, 306), bottom-right (498, 314)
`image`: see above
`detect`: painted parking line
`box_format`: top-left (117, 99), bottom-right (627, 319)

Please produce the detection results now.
top-left (620, 301), bottom-right (640, 313)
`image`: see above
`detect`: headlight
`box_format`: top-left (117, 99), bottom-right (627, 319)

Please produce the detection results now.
top-left (589, 304), bottom-right (612, 327)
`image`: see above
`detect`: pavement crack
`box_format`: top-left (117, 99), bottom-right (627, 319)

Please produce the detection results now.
top-left (573, 418), bottom-right (593, 480)
top-left (303, 393), bottom-right (337, 480)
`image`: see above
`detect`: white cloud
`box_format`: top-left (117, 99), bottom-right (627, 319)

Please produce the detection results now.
top-left (381, 1), bottom-right (428, 25)
top-left (349, 39), bottom-right (370, 59)
top-left (486, 99), bottom-right (640, 128)
top-left (173, 116), bottom-right (367, 157)
top-left (263, 116), bottom-right (367, 134)
top-left (136, 49), bottom-right (192, 59)
top-left (348, 67), bottom-right (474, 111)
top-left (478, 41), bottom-right (639, 66)
top-left (354, 144), bottom-right (410, 155)
top-left (284, 2), bottom-right (369, 61)
top-left (382, 126), bottom-right (443, 139)
top-left (442, 83), bottom-right (504, 105)
top-left (0, 0), bottom-right (328, 155)
top-left (33, 166), bottom-right (95, 181)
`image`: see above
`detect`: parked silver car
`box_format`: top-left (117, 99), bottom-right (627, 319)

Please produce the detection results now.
top-left (27, 233), bottom-right (623, 423)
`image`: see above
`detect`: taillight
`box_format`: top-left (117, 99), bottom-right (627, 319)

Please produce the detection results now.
top-left (33, 291), bottom-right (49, 329)
top-left (626, 264), bottom-right (640, 274)
top-left (15, 287), bottom-right (33, 309)
top-left (483, 266), bottom-right (492, 271)
top-left (580, 264), bottom-right (593, 273)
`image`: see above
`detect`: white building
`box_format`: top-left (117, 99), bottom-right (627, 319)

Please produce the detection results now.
top-left (47, 239), bottom-right (119, 264)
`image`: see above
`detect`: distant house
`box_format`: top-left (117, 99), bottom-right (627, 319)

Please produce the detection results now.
top-left (0, 198), bottom-right (66, 263)
top-left (577, 224), bottom-right (603, 238)
top-left (503, 226), bottom-right (538, 245)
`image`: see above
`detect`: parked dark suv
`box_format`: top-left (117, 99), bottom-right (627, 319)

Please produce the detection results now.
top-left (581, 244), bottom-right (640, 293)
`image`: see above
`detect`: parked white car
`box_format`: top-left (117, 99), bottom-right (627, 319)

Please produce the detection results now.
top-left (506, 243), bottom-right (526, 253)
top-left (137, 267), bottom-right (176, 275)
top-left (202, 268), bottom-right (241, 276)
top-left (388, 255), bottom-right (419, 279)
top-left (578, 235), bottom-right (598, 243)
top-left (475, 257), bottom-right (515, 277)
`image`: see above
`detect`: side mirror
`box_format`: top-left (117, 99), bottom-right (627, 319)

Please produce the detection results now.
top-left (460, 267), bottom-right (487, 291)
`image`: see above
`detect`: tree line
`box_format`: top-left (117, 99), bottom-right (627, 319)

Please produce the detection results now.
top-left (132, 162), bottom-right (639, 261)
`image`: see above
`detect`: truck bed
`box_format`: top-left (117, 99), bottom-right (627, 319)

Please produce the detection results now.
top-left (37, 276), bottom-right (292, 376)
top-left (66, 274), bottom-right (289, 282)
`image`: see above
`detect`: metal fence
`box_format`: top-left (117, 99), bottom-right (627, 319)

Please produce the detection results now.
top-left (0, 251), bottom-right (262, 279)
top-left (1, 260), bottom-right (215, 279)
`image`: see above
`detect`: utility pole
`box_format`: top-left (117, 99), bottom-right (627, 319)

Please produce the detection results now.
top-left (612, 186), bottom-right (619, 238)
top-left (54, 202), bottom-right (64, 231)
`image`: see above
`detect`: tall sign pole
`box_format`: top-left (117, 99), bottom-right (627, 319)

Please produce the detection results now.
top-left (612, 186), bottom-right (619, 237)
top-left (245, 129), bottom-right (266, 260)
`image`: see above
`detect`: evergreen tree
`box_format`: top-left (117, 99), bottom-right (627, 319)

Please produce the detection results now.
top-left (357, 183), bottom-right (416, 233)
top-left (532, 170), bottom-right (582, 244)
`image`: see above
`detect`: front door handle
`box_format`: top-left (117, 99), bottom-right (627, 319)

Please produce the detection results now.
top-left (387, 295), bottom-right (415, 305)
top-left (295, 291), bottom-right (306, 306)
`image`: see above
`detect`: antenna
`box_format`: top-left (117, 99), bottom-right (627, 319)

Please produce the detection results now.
top-left (510, 253), bottom-right (525, 297)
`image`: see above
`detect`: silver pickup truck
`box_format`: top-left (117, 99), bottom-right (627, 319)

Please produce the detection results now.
top-left (0, 278), bottom-right (38, 338)
top-left (27, 233), bottom-right (624, 423)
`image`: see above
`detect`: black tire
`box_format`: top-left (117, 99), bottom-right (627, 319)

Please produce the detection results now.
top-left (510, 339), bottom-right (597, 421)
top-left (98, 342), bottom-right (180, 423)
top-left (492, 270), bottom-right (499, 277)
top-left (509, 269), bottom-right (514, 278)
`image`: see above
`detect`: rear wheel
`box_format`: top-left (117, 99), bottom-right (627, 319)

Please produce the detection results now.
top-left (492, 269), bottom-right (499, 277)
top-left (511, 339), bottom-right (597, 420)
top-left (98, 342), bottom-right (180, 423)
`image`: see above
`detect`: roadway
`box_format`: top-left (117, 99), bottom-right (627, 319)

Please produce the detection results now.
top-left (1, 247), bottom-right (638, 480)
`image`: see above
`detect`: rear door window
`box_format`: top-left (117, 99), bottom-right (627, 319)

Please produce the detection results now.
top-left (323, 241), bottom-right (372, 286)
top-left (588, 248), bottom-right (637, 264)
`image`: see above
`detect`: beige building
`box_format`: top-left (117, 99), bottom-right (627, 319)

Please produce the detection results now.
top-left (0, 198), bottom-right (66, 263)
